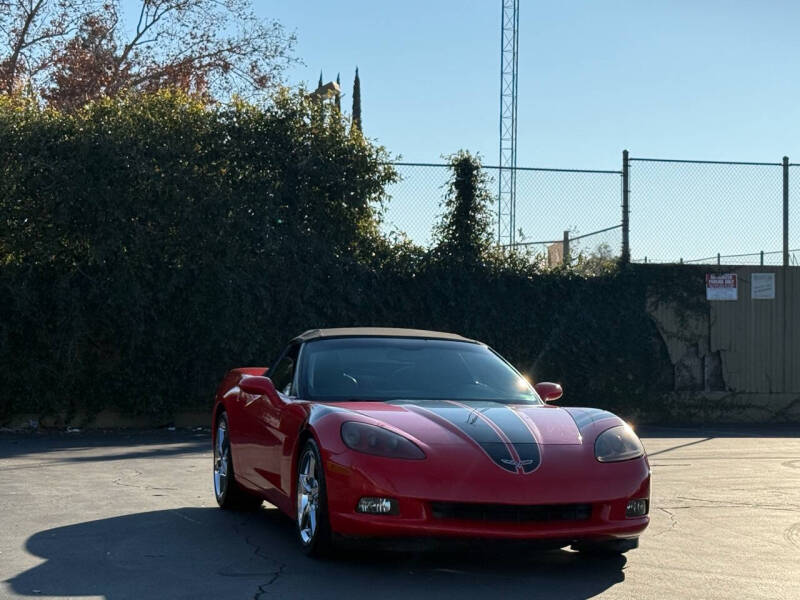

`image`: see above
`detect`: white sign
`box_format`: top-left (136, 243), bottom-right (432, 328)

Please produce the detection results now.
top-left (751, 273), bottom-right (776, 300)
top-left (706, 273), bottom-right (737, 301)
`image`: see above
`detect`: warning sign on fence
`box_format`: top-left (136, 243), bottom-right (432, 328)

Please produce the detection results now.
top-left (706, 273), bottom-right (738, 301)
top-left (751, 273), bottom-right (776, 300)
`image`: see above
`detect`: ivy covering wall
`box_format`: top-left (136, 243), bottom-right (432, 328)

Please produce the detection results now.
top-left (0, 91), bottom-right (694, 423)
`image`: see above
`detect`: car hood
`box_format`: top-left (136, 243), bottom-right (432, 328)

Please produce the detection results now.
top-left (327, 399), bottom-right (621, 474)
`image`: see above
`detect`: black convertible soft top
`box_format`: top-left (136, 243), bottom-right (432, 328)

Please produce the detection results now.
top-left (292, 327), bottom-right (479, 344)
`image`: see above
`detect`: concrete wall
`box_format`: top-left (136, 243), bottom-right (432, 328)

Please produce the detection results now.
top-left (649, 265), bottom-right (800, 422)
top-left (709, 267), bottom-right (799, 392)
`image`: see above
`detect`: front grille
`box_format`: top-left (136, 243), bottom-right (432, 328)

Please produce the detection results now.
top-left (430, 502), bottom-right (592, 523)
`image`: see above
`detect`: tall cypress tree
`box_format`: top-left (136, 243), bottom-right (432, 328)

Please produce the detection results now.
top-left (352, 67), bottom-right (362, 133)
top-left (335, 73), bottom-right (341, 111)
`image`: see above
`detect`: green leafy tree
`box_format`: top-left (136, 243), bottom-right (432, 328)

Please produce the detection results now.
top-left (0, 91), bottom-right (683, 425)
top-left (0, 89), bottom-right (396, 420)
top-left (574, 242), bottom-right (618, 276)
top-left (432, 151), bottom-right (494, 266)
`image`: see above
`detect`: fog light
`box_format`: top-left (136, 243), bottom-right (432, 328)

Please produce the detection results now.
top-left (356, 497), bottom-right (398, 515)
top-left (626, 499), bottom-right (649, 517)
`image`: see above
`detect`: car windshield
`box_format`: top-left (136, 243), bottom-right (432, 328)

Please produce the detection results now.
top-left (299, 337), bottom-right (541, 404)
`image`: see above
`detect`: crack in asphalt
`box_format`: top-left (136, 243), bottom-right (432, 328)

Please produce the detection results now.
top-left (678, 501), bottom-right (793, 550)
top-left (784, 523), bottom-right (800, 550)
top-left (253, 563), bottom-right (287, 600)
top-left (112, 469), bottom-right (178, 491)
top-left (653, 499), bottom-right (800, 551)
top-left (228, 511), bottom-right (287, 597)
top-left (652, 507), bottom-right (678, 536)
top-left (672, 495), bottom-right (800, 512)
top-left (0, 462), bottom-right (56, 471)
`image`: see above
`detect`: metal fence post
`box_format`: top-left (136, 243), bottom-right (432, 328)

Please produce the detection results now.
top-left (563, 230), bottom-right (570, 267)
top-left (621, 150), bottom-right (630, 263)
top-left (784, 156), bottom-right (789, 267)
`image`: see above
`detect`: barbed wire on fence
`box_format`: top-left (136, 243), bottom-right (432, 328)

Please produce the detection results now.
top-left (674, 248), bottom-right (800, 266)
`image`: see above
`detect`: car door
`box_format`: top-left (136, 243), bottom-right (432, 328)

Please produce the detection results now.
top-left (240, 342), bottom-right (300, 494)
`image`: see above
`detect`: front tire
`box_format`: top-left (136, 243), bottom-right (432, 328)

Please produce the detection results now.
top-left (213, 412), bottom-right (262, 510)
top-left (296, 438), bottom-right (333, 556)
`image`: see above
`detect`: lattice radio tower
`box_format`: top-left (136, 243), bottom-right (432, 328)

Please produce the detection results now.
top-left (498, 0), bottom-right (519, 246)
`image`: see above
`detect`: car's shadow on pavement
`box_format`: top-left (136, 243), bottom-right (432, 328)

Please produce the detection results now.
top-left (7, 506), bottom-right (627, 600)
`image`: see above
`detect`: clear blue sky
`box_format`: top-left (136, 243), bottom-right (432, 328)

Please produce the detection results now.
top-left (265, 0), bottom-right (800, 260)
top-left (268, 0), bottom-right (800, 169)
top-left (119, 1), bottom-right (800, 260)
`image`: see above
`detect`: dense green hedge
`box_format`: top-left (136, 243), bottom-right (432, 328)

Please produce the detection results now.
top-left (0, 91), bottom-right (698, 423)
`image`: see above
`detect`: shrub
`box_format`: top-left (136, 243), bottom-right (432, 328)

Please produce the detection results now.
top-left (0, 90), bottom-right (395, 420)
top-left (0, 92), bottom-right (686, 423)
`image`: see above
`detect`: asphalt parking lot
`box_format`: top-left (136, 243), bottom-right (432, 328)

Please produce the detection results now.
top-left (1, 426), bottom-right (799, 600)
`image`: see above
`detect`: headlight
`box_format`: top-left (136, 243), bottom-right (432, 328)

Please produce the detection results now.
top-left (341, 422), bottom-right (425, 459)
top-left (594, 425), bottom-right (644, 462)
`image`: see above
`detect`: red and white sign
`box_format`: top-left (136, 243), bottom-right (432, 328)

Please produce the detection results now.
top-left (706, 273), bottom-right (737, 301)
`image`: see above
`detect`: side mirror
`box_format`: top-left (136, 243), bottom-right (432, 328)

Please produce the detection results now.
top-left (240, 375), bottom-right (277, 397)
top-left (534, 381), bottom-right (563, 403)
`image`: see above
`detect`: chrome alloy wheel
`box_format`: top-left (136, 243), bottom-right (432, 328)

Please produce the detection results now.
top-left (213, 421), bottom-right (229, 500)
top-left (297, 448), bottom-right (320, 544)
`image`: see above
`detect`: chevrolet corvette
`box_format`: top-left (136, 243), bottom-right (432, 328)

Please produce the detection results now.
top-left (212, 328), bottom-right (650, 556)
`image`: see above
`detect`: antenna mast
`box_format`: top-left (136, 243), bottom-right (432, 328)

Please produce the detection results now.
top-left (498, 0), bottom-right (519, 246)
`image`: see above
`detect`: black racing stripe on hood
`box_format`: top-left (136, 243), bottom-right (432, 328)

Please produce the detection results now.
top-left (444, 401), bottom-right (540, 473)
top-left (478, 405), bottom-right (540, 474)
top-left (564, 407), bottom-right (617, 433)
top-left (403, 401), bottom-right (517, 473)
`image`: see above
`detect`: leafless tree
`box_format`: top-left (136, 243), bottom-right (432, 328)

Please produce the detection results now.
top-left (1, 0), bottom-right (296, 107)
top-left (0, 0), bottom-right (93, 94)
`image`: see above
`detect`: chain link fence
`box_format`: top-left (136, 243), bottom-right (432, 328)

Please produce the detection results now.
top-left (381, 163), bottom-right (452, 247)
top-left (628, 158), bottom-right (797, 265)
top-left (487, 166), bottom-right (623, 264)
top-left (381, 156), bottom-right (798, 267)
top-left (383, 163), bottom-right (623, 265)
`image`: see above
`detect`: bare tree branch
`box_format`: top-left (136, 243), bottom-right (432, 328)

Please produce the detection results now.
top-left (2, 0), bottom-right (295, 106)
top-left (2, 0), bottom-right (46, 92)
top-left (0, 0), bottom-right (97, 93)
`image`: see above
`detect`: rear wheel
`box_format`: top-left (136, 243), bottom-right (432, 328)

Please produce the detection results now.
top-left (296, 439), bottom-right (333, 556)
top-left (213, 412), bottom-right (262, 510)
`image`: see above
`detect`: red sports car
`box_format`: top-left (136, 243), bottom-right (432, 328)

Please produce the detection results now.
top-left (212, 328), bottom-right (650, 556)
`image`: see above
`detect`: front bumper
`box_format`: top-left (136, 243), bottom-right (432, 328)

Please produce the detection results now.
top-left (329, 497), bottom-right (648, 541)
top-left (323, 446), bottom-right (650, 542)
